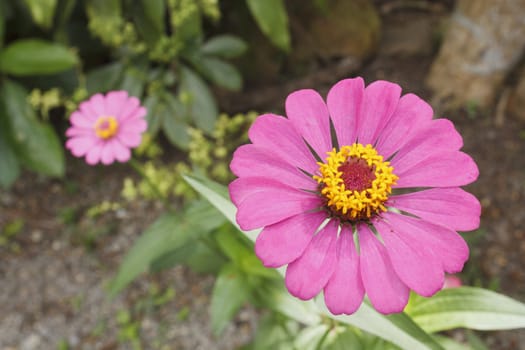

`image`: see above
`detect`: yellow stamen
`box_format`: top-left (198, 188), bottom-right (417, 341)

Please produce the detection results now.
top-left (94, 116), bottom-right (119, 140)
top-left (313, 143), bottom-right (398, 221)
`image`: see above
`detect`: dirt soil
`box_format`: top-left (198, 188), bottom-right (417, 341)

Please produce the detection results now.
top-left (1, 4), bottom-right (525, 350)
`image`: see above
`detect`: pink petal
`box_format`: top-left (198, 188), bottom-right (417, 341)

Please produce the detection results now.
top-left (111, 139), bottom-right (132, 162)
top-left (120, 106), bottom-right (147, 123)
top-left (88, 93), bottom-right (107, 116)
top-left (229, 177), bottom-right (295, 207)
top-left (373, 218), bottom-right (444, 297)
top-left (326, 78), bottom-right (364, 147)
top-left (394, 151), bottom-right (479, 188)
top-left (230, 144), bottom-right (316, 190)
top-left (70, 111), bottom-right (95, 128)
top-left (100, 143), bottom-right (116, 165)
top-left (255, 211), bottom-right (326, 267)
top-left (380, 212), bottom-right (469, 274)
top-left (66, 126), bottom-right (93, 137)
top-left (375, 93), bottom-right (433, 159)
top-left (358, 224), bottom-right (409, 314)
top-left (78, 99), bottom-right (100, 120)
top-left (235, 180), bottom-right (322, 230)
top-left (120, 117), bottom-right (148, 133)
top-left (285, 90), bottom-right (332, 159)
top-left (66, 136), bottom-right (97, 157)
top-left (285, 221), bottom-right (339, 300)
top-left (105, 91), bottom-right (129, 117)
top-left (324, 226), bottom-right (364, 314)
top-left (248, 114), bottom-right (318, 173)
top-left (85, 143), bottom-right (104, 165)
top-left (389, 188), bottom-right (481, 231)
top-left (119, 96), bottom-right (141, 121)
top-left (356, 81), bottom-right (401, 146)
top-left (391, 119), bottom-right (463, 172)
top-left (116, 132), bottom-right (142, 148)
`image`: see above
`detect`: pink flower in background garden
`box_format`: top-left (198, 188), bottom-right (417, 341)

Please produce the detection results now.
top-left (229, 77), bottom-right (481, 315)
top-left (66, 91), bottom-right (147, 165)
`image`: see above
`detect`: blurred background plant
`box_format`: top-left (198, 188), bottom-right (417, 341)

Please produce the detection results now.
top-left (0, 0), bottom-right (289, 188)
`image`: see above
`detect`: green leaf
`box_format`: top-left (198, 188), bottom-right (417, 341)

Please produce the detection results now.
top-left (246, 0), bottom-right (290, 51)
top-left (201, 35), bottom-right (248, 58)
top-left (0, 39), bottom-right (78, 76)
top-left (247, 313), bottom-right (298, 350)
top-left (1, 80), bottom-right (64, 177)
top-left (23, 0), bottom-right (57, 29)
top-left (323, 327), bottom-right (364, 350)
top-left (0, 117), bottom-right (20, 188)
top-left (433, 335), bottom-right (473, 350)
top-left (109, 201), bottom-right (225, 295)
top-left (141, 0), bottom-right (165, 34)
top-left (162, 93), bottom-right (191, 149)
top-left (210, 264), bottom-right (250, 335)
top-left (150, 238), bottom-right (227, 274)
top-left (179, 66), bottom-right (217, 134)
top-left (199, 57), bottom-right (242, 91)
top-left (294, 324), bottom-right (329, 350)
top-left (0, 1), bottom-right (5, 47)
top-left (117, 67), bottom-right (145, 97)
top-left (86, 62), bottom-right (124, 94)
top-left (409, 286), bottom-right (525, 332)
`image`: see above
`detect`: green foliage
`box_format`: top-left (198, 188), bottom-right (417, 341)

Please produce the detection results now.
top-left (246, 0), bottom-right (290, 51)
top-left (0, 80), bottom-right (65, 186)
top-left (408, 287), bottom-right (525, 332)
top-left (0, 39), bottom-right (78, 76)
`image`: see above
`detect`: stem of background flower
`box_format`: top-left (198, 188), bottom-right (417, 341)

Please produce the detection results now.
top-left (128, 158), bottom-right (172, 209)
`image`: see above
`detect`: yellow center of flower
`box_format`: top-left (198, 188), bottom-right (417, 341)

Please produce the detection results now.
top-left (313, 143), bottom-right (398, 221)
top-left (94, 116), bottom-right (119, 139)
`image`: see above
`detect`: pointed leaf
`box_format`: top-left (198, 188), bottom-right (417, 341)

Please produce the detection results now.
top-left (1, 80), bottom-right (64, 177)
top-left (109, 201), bottom-right (225, 295)
top-left (409, 287), bottom-right (525, 332)
top-left (0, 39), bottom-right (78, 76)
top-left (180, 66), bottom-right (217, 133)
top-left (246, 0), bottom-right (290, 51)
top-left (210, 264), bottom-right (250, 335)
top-left (201, 35), bottom-right (248, 58)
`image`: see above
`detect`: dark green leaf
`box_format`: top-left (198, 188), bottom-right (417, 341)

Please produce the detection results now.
top-left (246, 0), bottom-right (290, 51)
top-left (143, 94), bottom-right (162, 135)
top-left (118, 67), bottom-right (145, 98)
top-left (141, 0), bottom-right (165, 35)
top-left (409, 287), bottom-right (525, 332)
top-left (109, 200), bottom-right (225, 295)
top-left (0, 1), bottom-right (5, 47)
top-left (199, 57), bottom-right (242, 91)
top-left (86, 62), bottom-right (124, 94)
top-left (210, 264), bottom-right (250, 335)
top-left (0, 39), bottom-right (78, 76)
top-left (179, 66), bottom-right (217, 134)
top-left (162, 93), bottom-right (191, 149)
top-left (23, 0), bottom-right (57, 29)
top-left (201, 35), bottom-right (248, 58)
top-left (0, 114), bottom-right (20, 187)
top-left (247, 313), bottom-right (298, 350)
top-left (1, 80), bottom-right (64, 177)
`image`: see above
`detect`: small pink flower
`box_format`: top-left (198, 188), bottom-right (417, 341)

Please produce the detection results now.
top-left (65, 91), bottom-right (147, 165)
top-left (229, 77), bottom-right (481, 315)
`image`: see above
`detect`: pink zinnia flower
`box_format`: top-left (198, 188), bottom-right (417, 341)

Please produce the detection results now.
top-left (229, 78), bottom-right (480, 315)
top-left (66, 91), bottom-right (147, 165)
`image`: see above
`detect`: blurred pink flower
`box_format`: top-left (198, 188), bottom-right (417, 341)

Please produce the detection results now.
top-left (229, 77), bottom-right (481, 315)
top-left (66, 91), bottom-right (147, 165)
